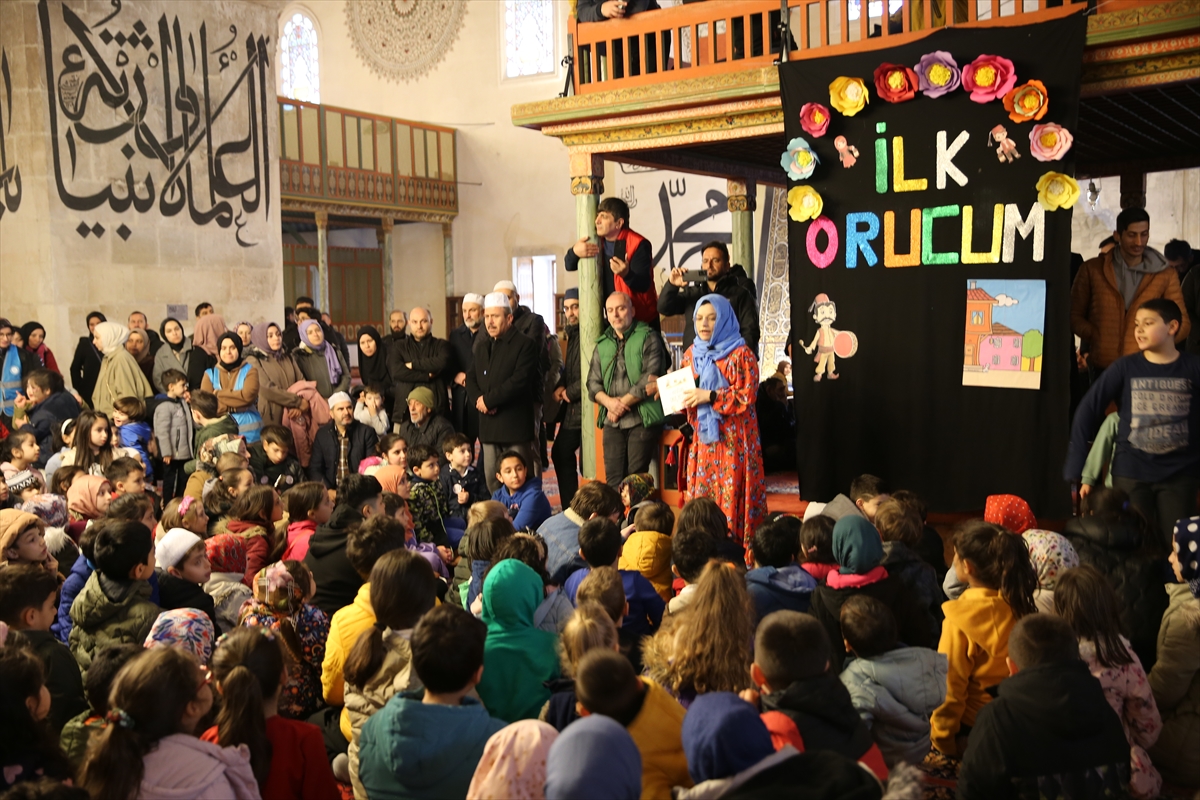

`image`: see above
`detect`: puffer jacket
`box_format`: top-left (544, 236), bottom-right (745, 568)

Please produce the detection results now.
top-left (881, 541), bottom-right (943, 642)
top-left (153, 396), bottom-right (194, 461)
top-left (840, 646), bottom-right (948, 767)
top-left (627, 677), bottom-right (692, 799)
top-left (204, 571), bottom-right (253, 633)
top-left (345, 629), bottom-right (421, 800)
top-left (744, 564), bottom-right (817, 620)
top-left (619, 529), bottom-right (674, 600)
top-left (1062, 516), bottom-right (1168, 671)
top-left (1070, 248), bottom-right (1191, 369)
top-left (1148, 583), bottom-right (1200, 788)
top-left (68, 572), bottom-right (160, 674)
top-left (53, 554), bottom-right (93, 643)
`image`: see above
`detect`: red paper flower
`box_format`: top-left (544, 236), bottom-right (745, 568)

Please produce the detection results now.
top-left (873, 63), bottom-right (919, 104)
top-left (800, 102), bottom-right (831, 138)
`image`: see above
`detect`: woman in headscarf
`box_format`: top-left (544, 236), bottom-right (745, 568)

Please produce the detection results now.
top-left (124, 328), bottom-right (156, 388)
top-left (467, 720), bottom-right (558, 800)
top-left (200, 332), bottom-right (263, 443)
top-left (189, 313), bottom-right (226, 388)
top-left (152, 317), bottom-right (196, 394)
top-left (90, 321), bottom-right (152, 415)
top-left (293, 319), bottom-right (350, 399)
top-left (20, 322), bottom-right (60, 374)
top-left (69, 311), bottom-right (106, 408)
top-left (246, 322), bottom-right (306, 427)
top-left (143, 608), bottom-right (216, 665)
top-left (1022, 529), bottom-right (1080, 615)
top-left (234, 321), bottom-right (254, 348)
top-left (356, 326), bottom-right (393, 411)
top-left (679, 294), bottom-right (767, 565)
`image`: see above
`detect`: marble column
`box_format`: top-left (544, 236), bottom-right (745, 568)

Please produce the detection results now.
top-left (378, 217), bottom-right (394, 320)
top-left (728, 178), bottom-right (756, 282)
top-left (571, 153), bottom-right (605, 478)
top-left (443, 222), bottom-right (455, 301)
top-left (315, 211), bottom-right (330, 313)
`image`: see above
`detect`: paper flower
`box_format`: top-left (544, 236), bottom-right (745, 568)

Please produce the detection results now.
top-left (800, 102), bottom-right (831, 138)
top-left (962, 54), bottom-right (1017, 103)
top-left (915, 51), bottom-right (960, 98)
top-left (829, 76), bottom-right (869, 117)
top-left (1036, 171), bottom-right (1080, 211)
top-left (1028, 123), bottom-right (1072, 161)
top-left (873, 63), bottom-right (919, 104)
top-left (1003, 80), bottom-right (1049, 124)
top-left (781, 137), bottom-right (820, 181)
top-left (787, 186), bottom-right (824, 222)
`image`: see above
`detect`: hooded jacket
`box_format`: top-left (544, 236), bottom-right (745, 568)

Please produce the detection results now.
top-left (491, 477), bottom-right (552, 532)
top-left (761, 671), bottom-right (876, 764)
top-left (839, 646), bottom-right (948, 767)
top-left (53, 553), bottom-right (92, 643)
top-left (958, 661), bottom-right (1131, 800)
top-left (1070, 247), bottom-right (1191, 369)
top-left (68, 571), bottom-right (160, 674)
top-left (323, 582), bottom-right (376, 743)
top-left (303, 503), bottom-right (366, 616)
top-left (811, 574), bottom-right (934, 672)
top-left (357, 694), bottom-right (506, 800)
top-left (1062, 516), bottom-right (1168, 671)
top-left (628, 677), bottom-right (692, 799)
top-left (1148, 582), bottom-right (1200, 787)
top-left (345, 628), bottom-right (421, 800)
top-left (477, 559), bottom-right (561, 722)
top-left (17, 390), bottom-right (80, 466)
top-left (880, 541), bottom-right (943, 643)
top-left (620, 528), bottom-right (674, 600)
top-left (138, 733), bottom-right (260, 800)
top-left (930, 587), bottom-right (1017, 756)
top-left (745, 564), bottom-right (817, 620)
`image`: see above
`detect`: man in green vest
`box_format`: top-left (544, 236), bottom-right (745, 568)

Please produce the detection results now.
top-left (587, 292), bottom-right (666, 488)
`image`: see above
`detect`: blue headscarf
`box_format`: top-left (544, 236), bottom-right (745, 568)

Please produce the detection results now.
top-left (544, 715), bottom-right (642, 800)
top-left (690, 294), bottom-right (746, 445)
top-left (682, 691), bottom-right (775, 784)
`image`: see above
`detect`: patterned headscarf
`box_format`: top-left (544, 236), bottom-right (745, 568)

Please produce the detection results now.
top-left (251, 562), bottom-right (304, 616)
top-left (467, 720), bottom-right (558, 800)
top-left (144, 608), bottom-right (216, 664)
top-left (1022, 530), bottom-right (1079, 590)
top-left (618, 473), bottom-right (656, 507)
top-left (984, 494), bottom-right (1038, 534)
top-left (17, 494), bottom-right (68, 529)
top-left (1172, 516), bottom-right (1200, 598)
top-left (205, 533), bottom-right (248, 574)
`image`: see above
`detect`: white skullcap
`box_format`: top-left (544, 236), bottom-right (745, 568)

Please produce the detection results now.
top-left (327, 391), bottom-right (352, 409)
top-left (462, 293), bottom-right (485, 307)
top-left (484, 292), bottom-right (510, 310)
top-left (156, 528), bottom-right (203, 569)
top-left (493, 280), bottom-right (517, 293)
top-left (802, 502), bottom-right (827, 522)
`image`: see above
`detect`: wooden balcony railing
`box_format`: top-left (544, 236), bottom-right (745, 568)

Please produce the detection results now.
top-left (571, 0), bottom-right (1092, 93)
top-left (278, 98), bottom-right (458, 216)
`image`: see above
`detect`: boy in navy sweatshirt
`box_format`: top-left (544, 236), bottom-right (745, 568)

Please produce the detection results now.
top-left (1066, 298), bottom-right (1200, 547)
top-left (440, 433), bottom-right (489, 520)
top-left (490, 450), bottom-right (552, 531)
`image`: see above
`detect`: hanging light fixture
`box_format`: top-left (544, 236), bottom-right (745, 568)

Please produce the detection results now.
top-left (1087, 180), bottom-right (1100, 210)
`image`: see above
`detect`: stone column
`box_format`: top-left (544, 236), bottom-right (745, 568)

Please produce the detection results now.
top-left (378, 217), bottom-right (394, 320)
top-left (315, 211), bottom-right (330, 312)
top-left (571, 153), bottom-right (604, 479)
top-left (443, 222), bottom-right (454, 300)
top-left (728, 178), bottom-right (756, 282)
top-left (1120, 173), bottom-right (1146, 209)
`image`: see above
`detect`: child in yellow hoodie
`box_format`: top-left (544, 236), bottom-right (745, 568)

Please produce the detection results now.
top-left (618, 501), bottom-right (676, 601)
top-left (931, 521), bottom-right (1038, 757)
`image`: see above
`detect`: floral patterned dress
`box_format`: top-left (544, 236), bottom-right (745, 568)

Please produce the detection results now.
top-left (239, 599), bottom-right (330, 719)
top-left (1079, 636), bottom-right (1163, 800)
top-left (681, 343), bottom-right (767, 566)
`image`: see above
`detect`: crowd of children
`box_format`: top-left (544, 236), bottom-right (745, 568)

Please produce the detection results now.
top-left (0, 293), bottom-right (1198, 800)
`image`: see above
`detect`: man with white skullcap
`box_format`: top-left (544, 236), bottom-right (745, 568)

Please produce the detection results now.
top-left (307, 390), bottom-right (378, 488)
top-left (468, 292), bottom-right (540, 492)
top-left (450, 292), bottom-right (486, 450)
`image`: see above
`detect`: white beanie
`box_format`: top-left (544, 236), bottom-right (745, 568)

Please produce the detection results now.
top-left (462, 293), bottom-right (485, 307)
top-left (484, 292), bottom-right (510, 310)
top-left (327, 391), bottom-right (352, 409)
top-left (492, 280), bottom-right (516, 293)
top-left (802, 502), bottom-right (827, 522)
top-left (156, 528), bottom-right (203, 569)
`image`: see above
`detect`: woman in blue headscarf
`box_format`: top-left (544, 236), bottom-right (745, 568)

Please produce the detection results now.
top-left (680, 294), bottom-right (767, 566)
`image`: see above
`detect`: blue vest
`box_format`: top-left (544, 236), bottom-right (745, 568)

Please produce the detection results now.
top-left (206, 363), bottom-right (263, 443)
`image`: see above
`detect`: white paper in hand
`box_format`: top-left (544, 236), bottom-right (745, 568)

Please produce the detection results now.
top-left (658, 367), bottom-right (697, 416)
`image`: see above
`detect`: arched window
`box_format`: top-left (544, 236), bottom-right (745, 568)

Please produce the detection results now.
top-left (280, 11), bottom-right (320, 103)
top-left (504, 0), bottom-right (555, 79)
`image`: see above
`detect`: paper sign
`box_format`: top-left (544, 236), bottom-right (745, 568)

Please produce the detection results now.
top-left (166, 304), bottom-right (188, 321)
top-left (657, 367), bottom-right (697, 416)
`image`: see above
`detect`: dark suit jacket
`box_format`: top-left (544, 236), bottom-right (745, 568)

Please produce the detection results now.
top-left (467, 326), bottom-right (538, 445)
top-left (307, 420), bottom-right (379, 488)
top-left (388, 334), bottom-right (452, 421)
top-left (657, 271), bottom-right (760, 354)
top-left (576, 0), bottom-right (660, 22)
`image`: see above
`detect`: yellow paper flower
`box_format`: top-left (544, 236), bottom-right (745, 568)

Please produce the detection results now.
top-left (787, 186), bottom-right (823, 222)
top-left (1036, 171), bottom-right (1080, 211)
top-left (829, 76), bottom-right (869, 117)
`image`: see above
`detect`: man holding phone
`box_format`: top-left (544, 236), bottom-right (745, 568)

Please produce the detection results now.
top-left (565, 197), bottom-right (659, 329)
top-left (658, 240), bottom-right (761, 355)
top-left (575, 0), bottom-right (660, 22)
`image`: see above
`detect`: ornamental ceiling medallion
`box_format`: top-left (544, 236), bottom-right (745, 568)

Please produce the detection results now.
top-left (345, 0), bottom-right (468, 83)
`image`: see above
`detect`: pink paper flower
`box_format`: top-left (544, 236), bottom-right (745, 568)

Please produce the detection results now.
top-left (915, 51), bottom-right (961, 98)
top-left (1028, 123), bottom-right (1073, 161)
top-left (800, 102), bottom-right (831, 138)
top-left (962, 54), bottom-right (1017, 103)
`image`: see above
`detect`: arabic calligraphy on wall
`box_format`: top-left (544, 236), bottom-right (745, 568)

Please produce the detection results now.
top-left (0, 49), bottom-right (20, 220)
top-left (37, 0), bottom-right (273, 247)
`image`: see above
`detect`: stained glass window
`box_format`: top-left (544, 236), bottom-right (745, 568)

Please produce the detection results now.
top-left (505, 0), bottom-right (555, 79)
top-left (280, 12), bottom-right (320, 103)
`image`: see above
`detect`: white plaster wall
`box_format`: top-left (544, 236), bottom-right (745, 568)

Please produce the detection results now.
top-left (1071, 169), bottom-right (1200, 258)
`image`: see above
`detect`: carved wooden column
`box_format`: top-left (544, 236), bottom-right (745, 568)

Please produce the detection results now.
top-left (1120, 173), bottom-right (1146, 209)
top-left (728, 179), bottom-right (756, 283)
top-left (443, 222), bottom-right (454, 301)
top-left (571, 152), bottom-right (604, 478)
top-left (315, 211), bottom-right (330, 313)
top-left (378, 217), bottom-right (394, 319)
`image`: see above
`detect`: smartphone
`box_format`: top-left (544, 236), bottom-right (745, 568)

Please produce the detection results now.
top-left (613, 240), bottom-right (627, 261)
top-left (681, 269), bottom-right (707, 283)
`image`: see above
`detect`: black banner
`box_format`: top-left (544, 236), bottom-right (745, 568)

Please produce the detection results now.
top-left (782, 13), bottom-right (1087, 516)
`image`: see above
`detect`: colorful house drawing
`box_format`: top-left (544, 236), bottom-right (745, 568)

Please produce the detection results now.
top-left (964, 281), bottom-right (1022, 370)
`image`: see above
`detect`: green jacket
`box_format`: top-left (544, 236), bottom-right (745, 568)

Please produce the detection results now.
top-left (68, 572), bottom-right (160, 675)
top-left (60, 710), bottom-right (103, 769)
top-left (1149, 583), bottom-right (1200, 787)
top-left (1081, 412), bottom-right (1119, 488)
top-left (185, 414), bottom-right (239, 474)
top-left (592, 322), bottom-right (665, 430)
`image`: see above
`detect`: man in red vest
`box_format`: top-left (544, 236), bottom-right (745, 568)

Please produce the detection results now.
top-left (565, 197), bottom-right (659, 329)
